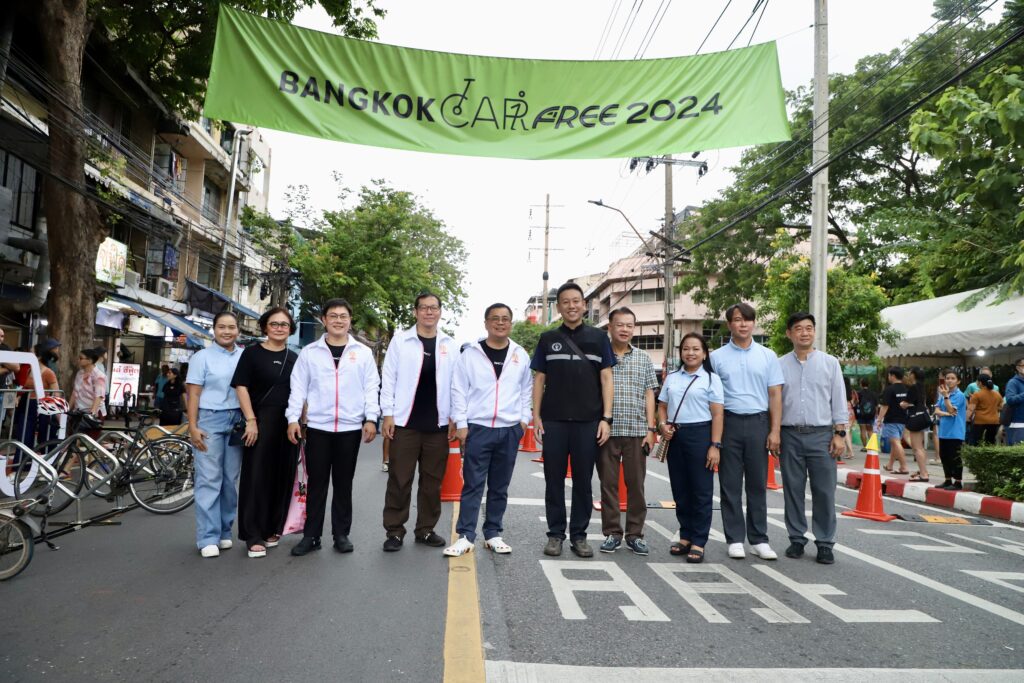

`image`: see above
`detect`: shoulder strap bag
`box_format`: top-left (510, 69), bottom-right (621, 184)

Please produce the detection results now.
top-left (657, 373), bottom-right (701, 462)
top-left (557, 331), bottom-right (601, 381)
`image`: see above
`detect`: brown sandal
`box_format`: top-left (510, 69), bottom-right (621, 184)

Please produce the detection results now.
top-left (670, 541), bottom-right (691, 556)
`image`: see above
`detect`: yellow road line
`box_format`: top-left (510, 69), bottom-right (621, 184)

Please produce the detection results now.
top-left (443, 502), bottom-right (486, 683)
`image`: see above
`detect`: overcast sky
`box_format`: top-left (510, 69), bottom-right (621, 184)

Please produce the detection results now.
top-left (261, 0), bottom-right (1003, 342)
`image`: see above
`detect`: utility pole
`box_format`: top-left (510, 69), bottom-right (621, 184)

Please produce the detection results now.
top-left (663, 156), bottom-right (676, 372)
top-left (218, 128), bottom-right (252, 295)
top-left (809, 0), bottom-right (829, 350)
top-left (542, 194), bottom-right (550, 324)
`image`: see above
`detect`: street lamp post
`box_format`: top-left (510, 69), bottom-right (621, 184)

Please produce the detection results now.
top-left (218, 128), bottom-right (253, 295)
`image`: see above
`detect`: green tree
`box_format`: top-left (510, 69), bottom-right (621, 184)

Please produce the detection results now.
top-left (14, 0), bottom-right (381, 387)
top-left (759, 249), bottom-right (900, 361)
top-left (289, 180), bottom-right (468, 345)
top-left (509, 320), bottom-right (559, 355)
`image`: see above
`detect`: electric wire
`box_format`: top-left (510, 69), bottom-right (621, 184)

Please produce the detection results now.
top-left (611, 0), bottom-right (645, 60)
top-left (746, 0), bottom-right (770, 47)
top-left (593, 0), bottom-right (623, 59)
top-left (726, 0), bottom-right (766, 51)
top-left (696, 0), bottom-right (734, 54)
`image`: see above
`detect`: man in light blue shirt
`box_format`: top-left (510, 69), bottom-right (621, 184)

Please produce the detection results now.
top-left (778, 312), bottom-right (848, 566)
top-left (710, 302), bottom-right (784, 561)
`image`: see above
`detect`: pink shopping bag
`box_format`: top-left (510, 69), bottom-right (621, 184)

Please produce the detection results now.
top-left (282, 442), bottom-right (308, 536)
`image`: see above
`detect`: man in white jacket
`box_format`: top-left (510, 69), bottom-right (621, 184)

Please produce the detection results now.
top-left (380, 293), bottom-right (456, 551)
top-left (444, 304), bottom-right (532, 557)
top-left (286, 299), bottom-right (379, 556)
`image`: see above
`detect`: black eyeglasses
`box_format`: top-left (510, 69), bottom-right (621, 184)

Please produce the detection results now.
top-left (267, 321), bottom-right (290, 329)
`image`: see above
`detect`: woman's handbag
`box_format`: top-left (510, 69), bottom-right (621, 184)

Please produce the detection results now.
top-left (282, 442), bottom-right (308, 536)
top-left (906, 408), bottom-right (931, 432)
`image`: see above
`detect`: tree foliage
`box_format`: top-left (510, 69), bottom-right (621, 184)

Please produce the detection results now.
top-left (759, 249), bottom-right (900, 361)
top-left (509, 320), bottom-right (559, 355)
top-left (288, 179), bottom-right (468, 343)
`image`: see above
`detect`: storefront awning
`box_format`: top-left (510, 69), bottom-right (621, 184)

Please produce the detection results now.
top-left (109, 296), bottom-right (213, 347)
top-left (185, 279), bottom-right (260, 319)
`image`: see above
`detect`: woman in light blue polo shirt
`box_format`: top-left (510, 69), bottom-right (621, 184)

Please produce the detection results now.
top-left (186, 311), bottom-right (244, 558)
top-left (657, 332), bottom-right (724, 564)
top-left (934, 368), bottom-right (968, 491)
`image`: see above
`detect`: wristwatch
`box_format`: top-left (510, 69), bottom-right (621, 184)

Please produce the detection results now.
top-left (834, 429), bottom-right (847, 437)
top-left (602, 416), bottom-right (613, 425)
top-left (710, 441), bottom-right (723, 449)
top-left (647, 427), bottom-right (658, 433)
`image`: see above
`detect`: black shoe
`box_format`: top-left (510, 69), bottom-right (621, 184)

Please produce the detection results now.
top-left (816, 546), bottom-right (835, 565)
top-left (291, 536), bottom-right (322, 556)
top-left (383, 536), bottom-right (403, 552)
top-left (785, 542), bottom-right (805, 559)
top-left (415, 531), bottom-right (447, 547)
top-left (569, 539), bottom-right (594, 558)
top-left (333, 535), bottom-right (354, 553)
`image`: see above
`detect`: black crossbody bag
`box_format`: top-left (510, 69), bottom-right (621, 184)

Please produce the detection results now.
top-left (557, 332), bottom-right (600, 381)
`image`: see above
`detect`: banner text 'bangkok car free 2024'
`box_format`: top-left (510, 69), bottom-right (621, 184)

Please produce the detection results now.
top-left (204, 6), bottom-right (791, 160)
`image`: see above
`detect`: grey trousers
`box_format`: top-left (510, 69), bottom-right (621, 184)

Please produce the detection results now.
top-left (780, 427), bottom-right (837, 548)
top-left (719, 411), bottom-right (770, 545)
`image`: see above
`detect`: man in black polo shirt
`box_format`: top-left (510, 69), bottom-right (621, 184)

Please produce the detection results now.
top-left (531, 282), bottom-right (615, 558)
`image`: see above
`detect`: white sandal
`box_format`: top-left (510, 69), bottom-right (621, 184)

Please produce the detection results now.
top-left (485, 537), bottom-right (512, 554)
top-left (443, 537), bottom-right (474, 557)
top-left (265, 536), bottom-right (280, 548)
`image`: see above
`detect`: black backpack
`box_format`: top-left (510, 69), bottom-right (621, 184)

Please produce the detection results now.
top-left (857, 391), bottom-right (876, 420)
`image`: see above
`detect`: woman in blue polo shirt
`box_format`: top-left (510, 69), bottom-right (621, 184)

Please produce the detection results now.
top-left (657, 332), bottom-right (724, 564)
top-left (186, 311), bottom-right (244, 558)
top-left (934, 368), bottom-right (968, 491)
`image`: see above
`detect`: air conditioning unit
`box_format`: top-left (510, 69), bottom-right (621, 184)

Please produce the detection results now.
top-left (124, 270), bottom-right (141, 289)
top-left (154, 277), bottom-right (176, 299)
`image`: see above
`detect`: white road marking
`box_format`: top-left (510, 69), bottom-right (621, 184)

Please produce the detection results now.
top-left (761, 515), bottom-right (1024, 626)
top-left (946, 533), bottom-right (1024, 557)
top-left (538, 560), bottom-right (670, 622)
top-left (649, 563), bottom-right (809, 624)
top-left (753, 565), bottom-right (937, 623)
top-left (485, 662), bottom-right (1023, 682)
top-left (960, 571), bottom-right (1024, 595)
top-left (857, 529), bottom-right (985, 554)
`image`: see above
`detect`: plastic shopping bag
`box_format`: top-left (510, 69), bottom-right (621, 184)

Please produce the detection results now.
top-left (282, 442), bottom-right (308, 536)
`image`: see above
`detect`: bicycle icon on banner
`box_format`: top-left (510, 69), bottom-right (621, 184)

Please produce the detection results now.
top-left (440, 78), bottom-right (475, 128)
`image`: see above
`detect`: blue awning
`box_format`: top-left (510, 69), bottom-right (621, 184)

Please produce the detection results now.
top-left (185, 279), bottom-right (260, 319)
top-left (110, 296), bottom-right (212, 348)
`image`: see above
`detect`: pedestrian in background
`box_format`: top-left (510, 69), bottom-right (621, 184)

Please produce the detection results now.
top-left (778, 313), bottom-right (847, 566)
top-left (710, 302), bottom-right (784, 561)
top-left (934, 369), bottom-right (967, 490)
top-left (154, 364), bottom-right (170, 411)
top-left (287, 299), bottom-right (379, 556)
top-left (968, 374), bottom-right (1002, 445)
top-left (658, 332), bottom-right (723, 564)
top-left (903, 367), bottom-right (931, 482)
top-left (70, 348), bottom-right (107, 421)
top-left (380, 292), bottom-right (455, 552)
top-left (877, 367), bottom-right (910, 475)
top-left (186, 311), bottom-right (244, 558)
top-left (444, 303), bottom-right (532, 558)
top-left (233, 307), bottom-right (299, 559)
top-left (853, 378), bottom-right (877, 452)
top-left (12, 340), bottom-right (60, 449)
top-left (532, 282), bottom-right (615, 559)
top-left (965, 366), bottom-right (998, 446)
top-left (159, 368), bottom-right (184, 427)
top-left (598, 307), bottom-right (658, 557)
top-left (1003, 358), bottom-right (1024, 446)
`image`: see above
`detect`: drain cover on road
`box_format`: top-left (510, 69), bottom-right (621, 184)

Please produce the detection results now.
top-left (896, 513), bottom-right (992, 525)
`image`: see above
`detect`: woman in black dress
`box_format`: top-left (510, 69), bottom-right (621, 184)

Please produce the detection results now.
top-left (231, 307), bottom-right (299, 558)
top-left (159, 368), bottom-right (185, 426)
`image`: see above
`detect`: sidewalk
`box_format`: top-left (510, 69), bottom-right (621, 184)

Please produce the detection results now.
top-left (836, 438), bottom-right (1024, 524)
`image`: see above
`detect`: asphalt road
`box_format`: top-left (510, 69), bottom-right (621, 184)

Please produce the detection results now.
top-left (3, 441), bottom-right (1023, 682)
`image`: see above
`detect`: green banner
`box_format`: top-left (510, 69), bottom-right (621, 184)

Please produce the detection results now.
top-left (204, 7), bottom-right (791, 160)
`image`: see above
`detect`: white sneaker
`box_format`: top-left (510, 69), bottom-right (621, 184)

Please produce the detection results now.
top-left (485, 537), bottom-right (512, 554)
top-left (443, 537), bottom-right (474, 557)
top-left (751, 542), bottom-right (778, 560)
top-left (218, 539), bottom-right (233, 550)
top-left (727, 543), bottom-right (746, 559)
top-left (200, 544), bottom-right (220, 558)
top-left (381, 462), bottom-right (389, 472)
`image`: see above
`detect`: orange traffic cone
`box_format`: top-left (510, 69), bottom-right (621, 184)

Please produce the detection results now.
top-left (440, 439), bottom-right (463, 502)
top-left (520, 420), bottom-right (541, 454)
top-left (842, 434), bottom-right (896, 522)
top-left (767, 453), bottom-right (783, 490)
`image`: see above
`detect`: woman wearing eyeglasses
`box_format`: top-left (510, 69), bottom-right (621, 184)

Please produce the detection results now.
top-left (231, 307), bottom-right (299, 558)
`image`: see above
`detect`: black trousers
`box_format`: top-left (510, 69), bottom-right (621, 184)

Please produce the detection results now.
top-left (666, 421), bottom-right (715, 548)
top-left (237, 406), bottom-right (297, 544)
top-left (303, 427), bottom-right (362, 539)
top-left (542, 420), bottom-right (599, 542)
top-left (972, 424), bottom-right (999, 445)
top-left (938, 438), bottom-right (964, 481)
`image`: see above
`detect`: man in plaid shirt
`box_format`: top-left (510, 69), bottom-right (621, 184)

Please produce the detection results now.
top-left (598, 307), bottom-right (659, 555)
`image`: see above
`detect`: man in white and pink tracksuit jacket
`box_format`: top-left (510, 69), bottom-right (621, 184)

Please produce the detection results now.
top-left (286, 298), bottom-right (379, 556)
top-left (443, 303), bottom-right (532, 557)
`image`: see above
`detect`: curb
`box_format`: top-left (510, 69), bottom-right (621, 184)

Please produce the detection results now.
top-left (838, 467), bottom-right (1024, 524)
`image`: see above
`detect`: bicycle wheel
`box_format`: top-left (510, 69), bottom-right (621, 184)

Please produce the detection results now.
top-left (0, 517), bottom-right (34, 580)
top-left (84, 435), bottom-right (127, 499)
top-left (18, 441), bottom-right (84, 517)
top-left (128, 437), bottom-right (194, 514)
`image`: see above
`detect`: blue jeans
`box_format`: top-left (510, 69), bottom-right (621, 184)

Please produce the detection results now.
top-left (1008, 427), bottom-right (1024, 446)
top-left (456, 424), bottom-right (522, 542)
top-left (193, 408), bottom-right (242, 549)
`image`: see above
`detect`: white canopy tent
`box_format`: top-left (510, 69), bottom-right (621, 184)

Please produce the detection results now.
top-left (877, 288), bottom-right (1024, 367)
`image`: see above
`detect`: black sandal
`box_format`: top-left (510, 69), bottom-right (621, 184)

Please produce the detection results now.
top-left (670, 541), bottom-right (691, 556)
top-left (686, 547), bottom-right (705, 564)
